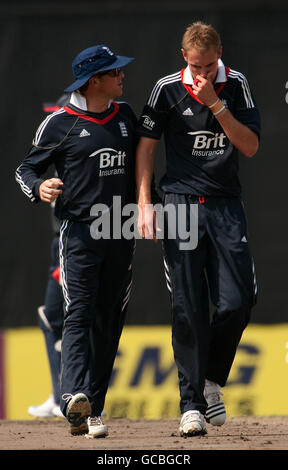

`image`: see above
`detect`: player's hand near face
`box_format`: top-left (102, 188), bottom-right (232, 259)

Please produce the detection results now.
top-left (192, 72), bottom-right (219, 107)
top-left (39, 177), bottom-right (64, 203)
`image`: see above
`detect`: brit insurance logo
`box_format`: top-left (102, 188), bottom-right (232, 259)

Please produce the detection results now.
top-left (89, 147), bottom-right (126, 176)
top-left (188, 130), bottom-right (227, 158)
top-left (142, 114), bottom-right (155, 131)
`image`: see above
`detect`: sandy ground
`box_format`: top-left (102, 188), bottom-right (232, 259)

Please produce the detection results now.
top-left (0, 416), bottom-right (287, 453)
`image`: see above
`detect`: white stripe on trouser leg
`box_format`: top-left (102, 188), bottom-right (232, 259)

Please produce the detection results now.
top-left (252, 258), bottom-right (257, 297)
top-left (59, 220), bottom-right (71, 312)
top-left (121, 278), bottom-right (133, 312)
top-left (163, 257), bottom-right (172, 293)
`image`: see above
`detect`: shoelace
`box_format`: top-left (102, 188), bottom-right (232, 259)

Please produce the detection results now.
top-left (89, 416), bottom-right (104, 426)
top-left (181, 410), bottom-right (203, 425)
top-left (62, 393), bottom-right (73, 403)
top-left (206, 390), bottom-right (223, 405)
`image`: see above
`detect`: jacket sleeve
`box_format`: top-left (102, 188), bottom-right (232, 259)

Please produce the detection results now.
top-left (232, 72), bottom-right (261, 139)
top-left (15, 112), bottom-right (63, 202)
top-left (136, 78), bottom-right (170, 140)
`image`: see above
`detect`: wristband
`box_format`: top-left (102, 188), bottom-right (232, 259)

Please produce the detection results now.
top-left (208, 98), bottom-right (220, 109)
top-left (213, 105), bottom-right (226, 116)
top-left (209, 99), bottom-right (224, 114)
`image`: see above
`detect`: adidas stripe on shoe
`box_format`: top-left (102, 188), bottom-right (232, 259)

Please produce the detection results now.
top-left (204, 380), bottom-right (226, 426)
top-left (63, 393), bottom-right (91, 435)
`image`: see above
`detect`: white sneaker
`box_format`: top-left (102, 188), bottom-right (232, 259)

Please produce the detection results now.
top-left (85, 416), bottom-right (108, 439)
top-left (28, 395), bottom-right (58, 418)
top-left (52, 405), bottom-right (64, 418)
top-left (204, 379), bottom-right (226, 426)
top-left (63, 393), bottom-right (91, 435)
top-left (179, 410), bottom-right (207, 436)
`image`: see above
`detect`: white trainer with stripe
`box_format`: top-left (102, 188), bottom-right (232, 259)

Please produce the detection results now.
top-left (204, 379), bottom-right (226, 426)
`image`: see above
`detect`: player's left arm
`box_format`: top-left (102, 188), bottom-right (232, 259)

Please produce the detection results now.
top-left (212, 107), bottom-right (259, 158)
top-left (193, 73), bottom-right (260, 158)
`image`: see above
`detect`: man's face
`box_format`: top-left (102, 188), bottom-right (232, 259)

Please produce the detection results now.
top-left (97, 68), bottom-right (125, 99)
top-left (182, 46), bottom-right (222, 82)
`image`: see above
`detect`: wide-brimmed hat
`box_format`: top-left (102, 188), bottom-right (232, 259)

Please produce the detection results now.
top-left (64, 45), bottom-right (134, 92)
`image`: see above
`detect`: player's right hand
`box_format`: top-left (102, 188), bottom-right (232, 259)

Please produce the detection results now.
top-left (39, 178), bottom-right (64, 203)
top-left (137, 203), bottom-right (161, 243)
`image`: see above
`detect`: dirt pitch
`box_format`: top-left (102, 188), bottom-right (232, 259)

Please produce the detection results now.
top-left (0, 416), bottom-right (288, 453)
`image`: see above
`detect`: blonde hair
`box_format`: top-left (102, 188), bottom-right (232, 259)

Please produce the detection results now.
top-left (182, 21), bottom-right (221, 52)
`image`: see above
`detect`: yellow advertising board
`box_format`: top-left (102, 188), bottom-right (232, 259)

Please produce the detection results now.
top-left (2, 324), bottom-right (288, 419)
top-left (3, 327), bottom-right (51, 420)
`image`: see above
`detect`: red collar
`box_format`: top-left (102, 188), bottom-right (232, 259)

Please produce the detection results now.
top-left (181, 67), bottom-right (230, 105)
top-left (64, 101), bottom-right (119, 125)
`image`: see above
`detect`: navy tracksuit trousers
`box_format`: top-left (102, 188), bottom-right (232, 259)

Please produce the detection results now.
top-left (59, 220), bottom-right (134, 417)
top-left (162, 194), bottom-right (257, 415)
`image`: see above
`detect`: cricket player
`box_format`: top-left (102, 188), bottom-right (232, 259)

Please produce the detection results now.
top-left (136, 22), bottom-right (260, 436)
top-left (16, 44), bottom-right (136, 438)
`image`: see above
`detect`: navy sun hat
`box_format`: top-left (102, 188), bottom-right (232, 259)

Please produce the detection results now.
top-left (64, 45), bottom-right (134, 93)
